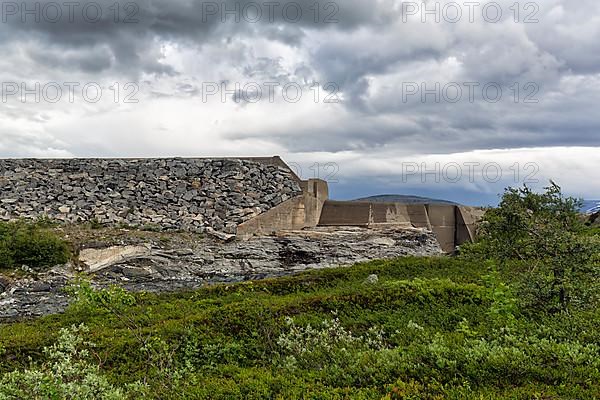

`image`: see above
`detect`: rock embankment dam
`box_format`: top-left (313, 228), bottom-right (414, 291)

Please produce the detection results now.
top-left (0, 156), bottom-right (482, 251)
top-left (0, 157), bottom-right (303, 234)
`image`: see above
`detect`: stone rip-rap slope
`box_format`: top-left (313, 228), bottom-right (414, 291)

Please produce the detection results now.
top-left (0, 159), bottom-right (302, 233)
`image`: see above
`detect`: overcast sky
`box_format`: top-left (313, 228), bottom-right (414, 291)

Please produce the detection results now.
top-left (0, 0), bottom-right (598, 205)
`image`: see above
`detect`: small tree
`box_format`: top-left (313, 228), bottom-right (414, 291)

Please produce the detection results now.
top-left (463, 182), bottom-right (598, 312)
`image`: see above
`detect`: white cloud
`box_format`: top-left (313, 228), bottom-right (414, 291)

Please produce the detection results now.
top-left (0, 0), bottom-right (598, 202)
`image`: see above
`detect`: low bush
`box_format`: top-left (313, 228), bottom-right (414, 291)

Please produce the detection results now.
top-left (0, 220), bottom-right (70, 270)
top-left (461, 182), bottom-right (600, 312)
top-left (0, 324), bottom-right (129, 400)
top-left (2, 256), bottom-right (600, 398)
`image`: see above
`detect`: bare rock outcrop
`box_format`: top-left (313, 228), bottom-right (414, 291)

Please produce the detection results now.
top-left (0, 227), bottom-right (442, 320)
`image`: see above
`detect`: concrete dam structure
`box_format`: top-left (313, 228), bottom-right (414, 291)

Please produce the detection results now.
top-left (0, 156), bottom-right (483, 252)
top-left (317, 201), bottom-right (483, 252)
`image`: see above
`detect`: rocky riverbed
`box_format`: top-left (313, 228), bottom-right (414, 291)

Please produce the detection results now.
top-left (0, 226), bottom-right (442, 320)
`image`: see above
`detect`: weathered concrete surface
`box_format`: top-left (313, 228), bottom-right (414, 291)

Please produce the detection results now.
top-left (0, 226), bottom-right (442, 320)
top-left (237, 179), bottom-right (329, 236)
top-left (456, 206), bottom-right (486, 243)
top-left (319, 201), bottom-right (432, 228)
top-left (318, 201), bottom-right (484, 252)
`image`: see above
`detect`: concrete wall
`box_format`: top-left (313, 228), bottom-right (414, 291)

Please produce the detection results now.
top-left (456, 206), bottom-right (485, 244)
top-left (317, 201), bottom-right (371, 227)
top-left (318, 200), bottom-right (483, 252)
top-left (319, 201), bottom-right (425, 228)
top-left (425, 205), bottom-right (456, 252)
top-left (204, 156), bottom-right (484, 249)
top-left (237, 178), bottom-right (329, 236)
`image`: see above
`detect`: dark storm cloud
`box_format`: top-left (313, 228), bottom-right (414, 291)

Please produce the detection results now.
top-left (0, 0), bottom-right (599, 160)
top-left (0, 0), bottom-right (384, 75)
top-left (26, 45), bottom-right (114, 73)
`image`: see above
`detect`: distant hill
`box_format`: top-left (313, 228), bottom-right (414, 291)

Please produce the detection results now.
top-left (354, 194), bottom-right (460, 206)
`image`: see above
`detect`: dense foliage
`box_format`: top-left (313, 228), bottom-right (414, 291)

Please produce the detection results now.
top-left (461, 182), bottom-right (600, 312)
top-left (0, 220), bottom-right (70, 271)
top-left (1, 255), bottom-right (600, 399)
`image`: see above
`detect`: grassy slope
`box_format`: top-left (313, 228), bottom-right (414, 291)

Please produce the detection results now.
top-left (1, 257), bottom-right (600, 399)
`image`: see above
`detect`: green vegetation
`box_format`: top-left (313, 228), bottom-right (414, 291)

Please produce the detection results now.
top-left (0, 184), bottom-right (598, 399)
top-left (0, 220), bottom-right (70, 271)
top-left (1, 256), bottom-right (599, 399)
top-left (461, 182), bottom-right (600, 313)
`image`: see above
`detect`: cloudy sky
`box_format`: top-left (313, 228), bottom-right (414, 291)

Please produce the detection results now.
top-left (0, 0), bottom-right (599, 205)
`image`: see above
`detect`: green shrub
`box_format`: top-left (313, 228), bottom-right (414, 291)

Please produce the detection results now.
top-left (464, 182), bottom-right (584, 261)
top-left (277, 315), bottom-right (386, 371)
top-left (2, 257), bottom-right (600, 398)
top-left (0, 220), bottom-right (70, 270)
top-left (461, 182), bottom-right (599, 312)
top-left (0, 325), bottom-right (128, 400)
